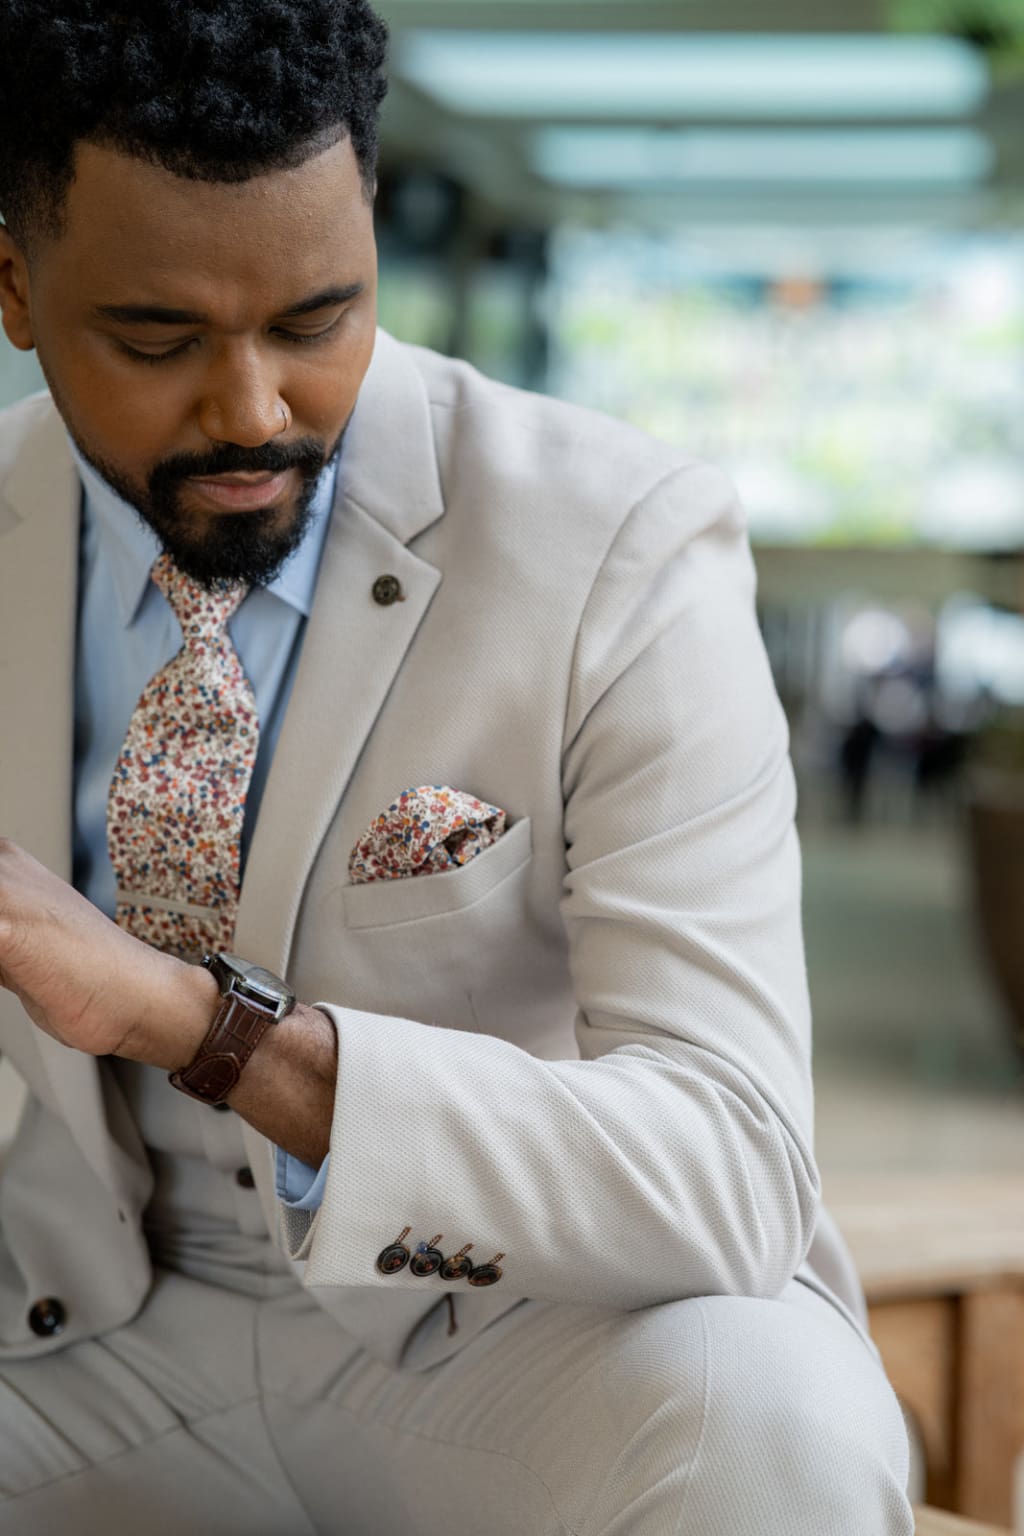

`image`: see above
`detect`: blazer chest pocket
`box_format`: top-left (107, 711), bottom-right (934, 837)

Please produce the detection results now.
top-left (341, 816), bottom-right (533, 931)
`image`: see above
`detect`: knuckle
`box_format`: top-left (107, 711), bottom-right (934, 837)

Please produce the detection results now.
top-left (0, 912), bottom-right (16, 956)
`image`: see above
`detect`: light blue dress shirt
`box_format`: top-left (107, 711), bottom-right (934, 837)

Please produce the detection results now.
top-left (71, 442), bottom-right (332, 1212)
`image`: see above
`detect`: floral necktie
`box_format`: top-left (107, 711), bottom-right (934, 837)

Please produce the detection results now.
top-left (106, 552), bottom-right (259, 959)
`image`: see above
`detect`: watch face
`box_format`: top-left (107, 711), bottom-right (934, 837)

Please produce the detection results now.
top-left (215, 954), bottom-right (296, 1016)
top-left (239, 966), bottom-right (292, 1003)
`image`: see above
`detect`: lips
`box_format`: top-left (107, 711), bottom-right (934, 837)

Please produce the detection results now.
top-left (185, 469), bottom-right (296, 512)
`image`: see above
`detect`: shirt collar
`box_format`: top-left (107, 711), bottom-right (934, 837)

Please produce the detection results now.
top-left (71, 439), bottom-right (339, 628)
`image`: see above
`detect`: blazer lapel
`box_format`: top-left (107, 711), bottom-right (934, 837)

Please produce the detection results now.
top-left (234, 331), bottom-right (445, 1217)
top-left (233, 330), bottom-right (445, 977)
top-left (0, 400), bottom-right (78, 876)
top-left (0, 402), bottom-right (148, 1201)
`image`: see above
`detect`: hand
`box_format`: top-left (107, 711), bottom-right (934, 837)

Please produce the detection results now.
top-left (0, 838), bottom-right (215, 1067)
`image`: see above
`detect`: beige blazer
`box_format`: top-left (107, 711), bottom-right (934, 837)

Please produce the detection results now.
top-left (0, 329), bottom-right (867, 1374)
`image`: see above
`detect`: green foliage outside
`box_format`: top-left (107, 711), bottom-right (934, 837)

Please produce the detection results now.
top-left (888, 0), bottom-right (1024, 76)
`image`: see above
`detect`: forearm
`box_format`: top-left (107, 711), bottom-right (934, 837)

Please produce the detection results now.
top-left (225, 1000), bottom-right (337, 1167)
top-left (125, 962), bottom-right (338, 1168)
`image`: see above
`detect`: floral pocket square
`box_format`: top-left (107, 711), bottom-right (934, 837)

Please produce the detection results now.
top-left (348, 786), bottom-right (508, 885)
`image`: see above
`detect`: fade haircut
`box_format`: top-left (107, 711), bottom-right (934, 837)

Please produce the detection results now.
top-left (0, 0), bottom-right (389, 249)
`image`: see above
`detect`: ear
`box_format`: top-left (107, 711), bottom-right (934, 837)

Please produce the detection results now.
top-left (0, 225), bottom-right (36, 352)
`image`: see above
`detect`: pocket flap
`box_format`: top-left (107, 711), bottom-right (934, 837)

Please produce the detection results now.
top-left (341, 816), bottom-right (533, 930)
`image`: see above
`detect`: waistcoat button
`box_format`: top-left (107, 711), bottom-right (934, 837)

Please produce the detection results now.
top-left (28, 1298), bottom-right (66, 1337)
top-left (235, 1167), bottom-right (255, 1189)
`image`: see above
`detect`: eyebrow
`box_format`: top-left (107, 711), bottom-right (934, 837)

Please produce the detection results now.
top-left (94, 282), bottom-right (366, 326)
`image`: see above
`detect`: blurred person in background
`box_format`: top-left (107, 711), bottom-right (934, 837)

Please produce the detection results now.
top-left (0, 2), bottom-right (911, 1532)
top-left (839, 683), bottom-right (883, 825)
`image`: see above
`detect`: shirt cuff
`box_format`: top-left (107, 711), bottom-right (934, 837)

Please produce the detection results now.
top-left (274, 1147), bottom-right (330, 1212)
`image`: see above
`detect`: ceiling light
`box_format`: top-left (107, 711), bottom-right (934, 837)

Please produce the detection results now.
top-left (397, 32), bottom-right (989, 120)
top-left (530, 128), bottom-right (995, 187)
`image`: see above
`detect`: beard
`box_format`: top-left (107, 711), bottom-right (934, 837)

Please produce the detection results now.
top-left (66, 420), bottom-right (347, 589)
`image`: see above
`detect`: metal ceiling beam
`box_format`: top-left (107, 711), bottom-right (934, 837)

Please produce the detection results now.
top-left (374, 1), bottom-right (1021, 227)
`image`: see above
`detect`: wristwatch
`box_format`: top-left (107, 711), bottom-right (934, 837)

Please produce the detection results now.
top-left (169, 952), bottom-right (296, 1106)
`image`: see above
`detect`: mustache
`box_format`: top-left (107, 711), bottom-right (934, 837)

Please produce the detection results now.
top-left (150, 436), bottom-right (328, 488)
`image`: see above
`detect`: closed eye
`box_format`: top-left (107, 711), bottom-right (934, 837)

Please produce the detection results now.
top-left (115, 338), bottom-right (197, 365)
top-left (115, 311), bottom-right (348, 365)
top-left (271, 312), bottom-right (347, 347)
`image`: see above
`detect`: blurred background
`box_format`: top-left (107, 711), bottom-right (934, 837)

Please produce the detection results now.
top-left (2, 0), bottom-right (1024, 1520)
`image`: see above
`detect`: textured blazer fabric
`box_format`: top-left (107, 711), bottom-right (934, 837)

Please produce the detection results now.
top-left (0, 328), bottom-right (862, 1374)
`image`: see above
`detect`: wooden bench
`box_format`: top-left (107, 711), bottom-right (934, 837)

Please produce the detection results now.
top-left (915, 1509), bottom-right (1011, 1534)
top-left (830, 1175), bottom-right (1024, 1528)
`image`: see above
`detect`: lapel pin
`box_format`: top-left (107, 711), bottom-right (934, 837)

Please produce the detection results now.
top-left (372, 574), bottom-right (405, 607)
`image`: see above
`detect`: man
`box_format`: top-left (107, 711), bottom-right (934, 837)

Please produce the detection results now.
top-left (0, 2), bottom-right (911, 1532)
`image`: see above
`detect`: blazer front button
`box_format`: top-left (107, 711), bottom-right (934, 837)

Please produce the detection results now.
top-left (372, 574), bottom-right (404, 607)
top-left (28, 1297), bottom-right (66, 1337)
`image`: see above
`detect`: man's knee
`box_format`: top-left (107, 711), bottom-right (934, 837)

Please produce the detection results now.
top-left (580, 1286), bottom-right (913, 1536)
top-left (682, 1288), bottom-right (912, 1534)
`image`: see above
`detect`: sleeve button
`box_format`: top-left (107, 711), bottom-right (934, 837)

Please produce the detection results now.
top-left (409, 1236), bottom-right (444, 1277)
top-left (440, 1253), bottom-right (474, 1282)
top-left (377, 1244), bottom-right (410, 1275)
top-left (467, 1256), bottom-right (504, 1288)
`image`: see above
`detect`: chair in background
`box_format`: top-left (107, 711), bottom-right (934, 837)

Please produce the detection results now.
top-left (830, 1175), bottom-right (1024, 1528)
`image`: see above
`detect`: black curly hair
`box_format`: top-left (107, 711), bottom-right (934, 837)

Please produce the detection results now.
top-left (0, 0), bottom-right (390, 248)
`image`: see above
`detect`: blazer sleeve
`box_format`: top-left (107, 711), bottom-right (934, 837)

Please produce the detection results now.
top-left (279, 462), bottom-right (820, 1310)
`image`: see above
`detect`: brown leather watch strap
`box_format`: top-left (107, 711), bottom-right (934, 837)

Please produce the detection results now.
top-left (169, 991), bottom-right (278, 1105)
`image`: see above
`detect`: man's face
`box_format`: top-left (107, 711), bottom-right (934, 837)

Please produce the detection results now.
top-left (0, 135), bottom-right (378, 586)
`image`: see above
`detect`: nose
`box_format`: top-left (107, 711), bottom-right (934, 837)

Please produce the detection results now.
top-left (196, 342), bottom-right (290, 448)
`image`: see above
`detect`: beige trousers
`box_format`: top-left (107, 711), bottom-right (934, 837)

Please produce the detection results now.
top-left (0, 1268), bottom-right (912, 1536)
